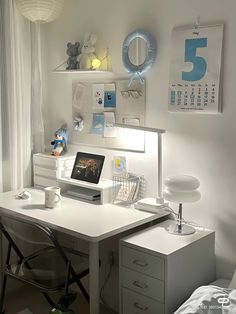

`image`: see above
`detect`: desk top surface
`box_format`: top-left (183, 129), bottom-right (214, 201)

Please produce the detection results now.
top-left (0, 188), bottom-right (168, 242)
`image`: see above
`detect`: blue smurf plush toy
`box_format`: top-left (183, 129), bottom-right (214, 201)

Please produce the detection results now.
top-left (51, 127), bottom-right (68, 157)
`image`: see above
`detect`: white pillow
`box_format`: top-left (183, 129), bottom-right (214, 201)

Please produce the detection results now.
top-left (229, 269), bottom-right (236, 289)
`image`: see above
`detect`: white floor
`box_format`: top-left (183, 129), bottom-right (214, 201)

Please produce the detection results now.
top-left (4, 285), bottom-right (116, 314)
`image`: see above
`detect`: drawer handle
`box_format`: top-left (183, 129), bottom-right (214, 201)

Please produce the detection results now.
top-left (133, 259), bottom-right (148, 267)
top-left (134, 302), bottom-right (149, 311)
top-left (133, 280), bottom-right (148, 289)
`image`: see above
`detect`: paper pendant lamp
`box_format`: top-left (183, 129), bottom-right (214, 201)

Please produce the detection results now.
top-left (15, 0), bottom-right (65, 23)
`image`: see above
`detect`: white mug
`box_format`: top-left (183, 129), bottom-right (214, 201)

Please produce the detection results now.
top-left (45, 186), bottom-right (62, 208)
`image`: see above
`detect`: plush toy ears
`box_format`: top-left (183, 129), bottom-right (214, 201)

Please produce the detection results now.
top-left (84, 33), bottom-right (97, 45)
top-left (67, 42), bottom-right (80, 48)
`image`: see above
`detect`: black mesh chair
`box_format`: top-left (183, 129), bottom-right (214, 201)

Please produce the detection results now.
top-left (0, 216), bottom-right (90, 313)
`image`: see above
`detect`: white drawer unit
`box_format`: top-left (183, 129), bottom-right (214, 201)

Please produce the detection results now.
top-left (119, 220), bottom-right (216, 314)
top-left (33, 153), bottom-right (76, 189)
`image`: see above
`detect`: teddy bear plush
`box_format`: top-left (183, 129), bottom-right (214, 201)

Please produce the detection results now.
top-left (78, 33), bottom-right (97, 70)
top-left (66, 42), bottom-right (80, 70)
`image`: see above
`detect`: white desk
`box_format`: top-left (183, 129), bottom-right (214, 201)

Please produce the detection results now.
top-left (0, 188), bottom-right (169, 314)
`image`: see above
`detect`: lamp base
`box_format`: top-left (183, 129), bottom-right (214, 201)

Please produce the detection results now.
top-left (167, 222), bottom-right (196, 235)
top-left (134, 197), bottom-right (169, 214)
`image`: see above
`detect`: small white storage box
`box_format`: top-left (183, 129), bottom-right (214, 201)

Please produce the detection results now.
top-left (33, 153), bottom-right (76, 189)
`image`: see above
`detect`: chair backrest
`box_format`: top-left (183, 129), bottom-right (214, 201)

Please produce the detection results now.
top-left (0, 216), bottom-right (59, 260)
top-left (0, 215), bottom-right (89, 302)
top-left (1, 217), bottom-right (54, 250)
top-left (0, 215), bottom-right (73, 287)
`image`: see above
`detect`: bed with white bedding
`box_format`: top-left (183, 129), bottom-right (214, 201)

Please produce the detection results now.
top-left (174, 279), bottom-right (236, 314)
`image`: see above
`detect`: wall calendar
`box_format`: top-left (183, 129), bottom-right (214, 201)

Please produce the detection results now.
top-left (168, 24), bottom-right (224, 113)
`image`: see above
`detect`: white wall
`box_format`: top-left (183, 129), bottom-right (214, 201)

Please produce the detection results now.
top-left (42, 0), bottom-right (236, 300)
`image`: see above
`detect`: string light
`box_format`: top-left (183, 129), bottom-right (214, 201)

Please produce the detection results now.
top-left (92, 58), bottom-right (102, 70)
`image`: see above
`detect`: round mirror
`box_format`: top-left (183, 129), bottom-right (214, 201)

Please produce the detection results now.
top-left (128, 37), bottom-right (148, 66)
top-left (122, 29), bottom-right (157, 86)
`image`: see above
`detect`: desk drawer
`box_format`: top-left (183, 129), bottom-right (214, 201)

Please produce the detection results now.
top-left (33, 155), bottom-right (57, 169)
top-left (121, 267), bottom-right (164, 302)
top-left (34, 175), bottom-right (57, 188)
top-left (122, 287), bottom-right (164, 314)
top-left (34, 166), bottom-right (57, 179)
top-left (121, 245), bottom-right (164, 280)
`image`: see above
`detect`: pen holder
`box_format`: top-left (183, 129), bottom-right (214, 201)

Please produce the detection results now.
top-left (112, 173), bottom-right (145, 206)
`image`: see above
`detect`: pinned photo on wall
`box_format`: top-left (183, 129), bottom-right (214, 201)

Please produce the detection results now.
top-left (113, 156), bottom-right (127, 175)
top-left (92, 84), bottom-right (104, 108)
top-left (122, 117), bottom-right (140, 126)
top-left (91, 113), bottom-right (104, 134)
top-left (72, 83), bottom-right (85, 110)
top-left (104, 83), bottom-right (116, 108)
top-left (104, 112), bottom-right (117, 138)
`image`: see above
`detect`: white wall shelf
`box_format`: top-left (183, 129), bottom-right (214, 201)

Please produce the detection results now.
top-left (52, 69), bottom-right (114, 77)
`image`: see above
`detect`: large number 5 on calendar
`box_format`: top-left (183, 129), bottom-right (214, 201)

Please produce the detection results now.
top-left (182, 38), bottom-right (208, 81)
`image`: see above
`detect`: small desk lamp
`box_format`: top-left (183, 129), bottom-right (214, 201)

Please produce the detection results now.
top-left (114, 123), bottom-right (168, 212)
top-left (163, 175), bottom-right (201, 235)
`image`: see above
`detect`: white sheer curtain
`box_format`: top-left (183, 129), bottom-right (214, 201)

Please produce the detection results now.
top-left (0, 0), bottom-right (5, 193)
top-left (31, 24), bottom-right (45, 154)
top-left (0, 0), bottom-right (45, 191)
top-left (0, 45), bottom-right (2, 193)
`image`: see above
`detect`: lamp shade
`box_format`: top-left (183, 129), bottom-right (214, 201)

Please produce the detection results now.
top-left (163, 189), bottom-right (201, 203)
top-left (165, 175), bottom-right (200, 191)
top-left (163, 175), bottom-right (201, 204)
top-left (15, 0), bottom-right (65, 23)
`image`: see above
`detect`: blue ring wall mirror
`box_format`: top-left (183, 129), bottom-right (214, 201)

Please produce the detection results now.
top-left (122, 29), bottom-right (157, 86)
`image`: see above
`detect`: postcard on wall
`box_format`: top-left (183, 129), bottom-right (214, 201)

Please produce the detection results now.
top-left (91, 113), bottom-right (104, 135)
top-left (104, 83), bottom-right (116, 108)
top-left (92, 84), bottom-right (104, 108)
top-left (113, 156), bottom-right (127, 175)
top-left (72, 83), bottom-right (85, 110)
top-left (168, 24), bottom-right (224, 113)
top-left (104, 112), bottom-right (117, 138)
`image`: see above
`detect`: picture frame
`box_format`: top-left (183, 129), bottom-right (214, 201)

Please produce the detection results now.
top-left (71, 152), bottom-right (105, 184)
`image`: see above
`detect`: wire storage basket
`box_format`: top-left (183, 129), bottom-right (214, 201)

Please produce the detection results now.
top-left (112, 173), bottom-right (145, 206)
